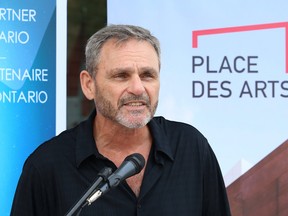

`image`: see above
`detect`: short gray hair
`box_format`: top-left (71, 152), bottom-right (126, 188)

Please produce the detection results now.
top-left (85, 24), bottom-right (161, 77)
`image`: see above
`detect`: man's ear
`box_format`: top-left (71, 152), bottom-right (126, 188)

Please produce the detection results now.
top-left (80, 70), bottom-right (95, 100)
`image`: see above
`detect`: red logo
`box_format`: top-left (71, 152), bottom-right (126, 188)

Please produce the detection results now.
top-left (192, 22), bottom-right (288, 73)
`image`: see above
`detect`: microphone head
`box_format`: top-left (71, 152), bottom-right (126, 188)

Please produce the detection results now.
top-left (124, 153), bottom-right (145, 174)
top-left (100, 153), bottom-right (146, 190)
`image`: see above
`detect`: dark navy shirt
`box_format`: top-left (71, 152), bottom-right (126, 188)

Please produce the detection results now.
top-left (11, 110), bottom-right (231, 216)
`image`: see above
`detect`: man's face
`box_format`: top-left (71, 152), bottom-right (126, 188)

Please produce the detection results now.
top-left (93, 39), bottom-right (160, 128)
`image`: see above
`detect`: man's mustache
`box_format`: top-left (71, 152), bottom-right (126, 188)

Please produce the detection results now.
top-left (119, 94), bottom-right (150, 106)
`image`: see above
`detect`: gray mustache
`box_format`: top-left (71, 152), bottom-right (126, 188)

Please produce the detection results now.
top-left (119, 94), bottom-right (150, 106)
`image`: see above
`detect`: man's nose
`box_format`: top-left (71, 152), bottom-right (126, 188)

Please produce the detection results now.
top-left (127, 75), bottom-right (145, 95)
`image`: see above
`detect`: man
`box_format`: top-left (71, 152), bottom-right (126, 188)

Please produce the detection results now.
top-left (11, 24), bottom-right (231, 215)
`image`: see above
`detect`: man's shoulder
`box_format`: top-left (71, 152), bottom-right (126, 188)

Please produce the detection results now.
top-left (151, 116), bottom-right (211, 162)
top-left (25, 125), bottom-right (80, 169)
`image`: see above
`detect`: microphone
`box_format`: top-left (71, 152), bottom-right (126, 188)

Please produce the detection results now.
top-left (86, 153), bottom-right (145, 205)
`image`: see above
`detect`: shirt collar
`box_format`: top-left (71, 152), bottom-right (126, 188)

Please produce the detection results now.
top-left (148, 117), bottom-right (174, 164)
top-left (75, 109), bottom-right (174, 167)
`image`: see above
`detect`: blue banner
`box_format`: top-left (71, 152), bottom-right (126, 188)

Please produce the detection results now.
top-left (0, 1), bottom-right (62, 214)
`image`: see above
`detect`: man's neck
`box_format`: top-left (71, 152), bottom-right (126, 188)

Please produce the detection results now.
top-left (93, 114), bottom-right (152, 165)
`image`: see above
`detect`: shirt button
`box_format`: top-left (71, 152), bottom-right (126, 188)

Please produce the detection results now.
top-left (137, 203), bottom-right (142, 209)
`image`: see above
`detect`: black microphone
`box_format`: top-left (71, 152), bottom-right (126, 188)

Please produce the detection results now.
top-left (86, 153), bottom-right (145, 205)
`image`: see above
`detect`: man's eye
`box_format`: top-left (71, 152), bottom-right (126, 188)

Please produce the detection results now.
top-left (113, 73), bottom-right (129, 79)
top-left (141, 72), bottom-right (156, 79)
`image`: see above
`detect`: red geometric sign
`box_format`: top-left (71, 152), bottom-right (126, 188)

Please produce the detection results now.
top-left (193, 22), bottom-right (288, 73)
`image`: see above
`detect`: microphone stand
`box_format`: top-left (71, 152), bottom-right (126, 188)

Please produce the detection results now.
top-left (65, 167), bottom-right (112, 216)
